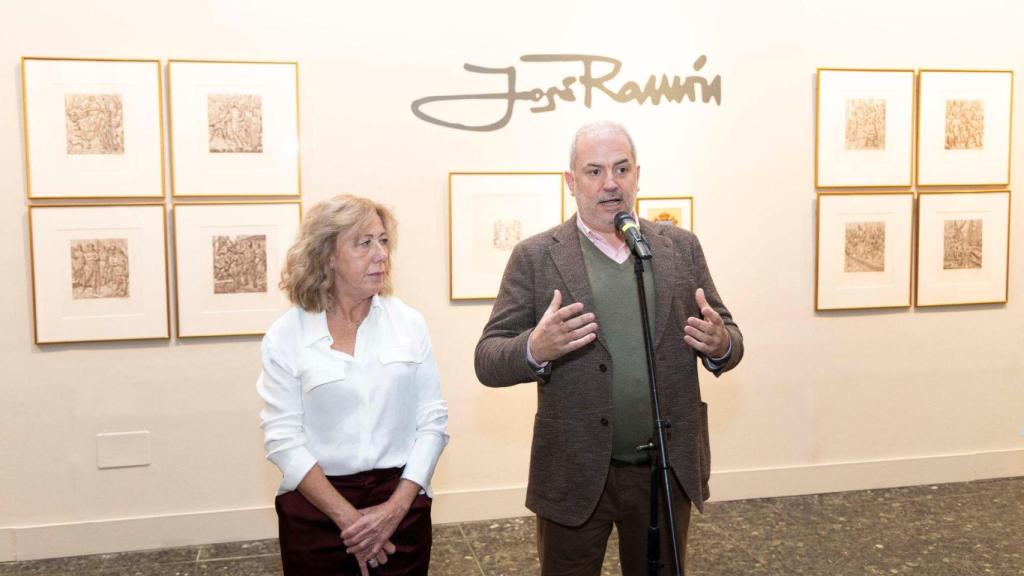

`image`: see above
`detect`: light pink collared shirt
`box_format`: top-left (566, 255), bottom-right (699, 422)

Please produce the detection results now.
top-left (575, 214), bottom-right (632, 264)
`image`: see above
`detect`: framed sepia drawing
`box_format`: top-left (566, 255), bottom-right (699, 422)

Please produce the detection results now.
top-left (173, 201), bottom-right (301, 337)
top-left (636, 196), bottom-right (693, 231)
top-left (917, 70), bottom-right (1013, 186)
top-left (29, 204), bottom-right (170, 344)
top-left (22, 57), bottom-right (165, 199)
top-left (450, 172), bottom-right (563, 300)
top-left (916, 191), bottom-right (1010, 307)
top-left (168, 60), bottom-right (300, 197)
top-left (816, 68), bottom-right (916, 188)
top-left (816, 192), bottom-right (914, 311)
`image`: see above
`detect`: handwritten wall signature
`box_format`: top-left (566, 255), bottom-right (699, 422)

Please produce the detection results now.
top-left (411, 54), bottom-right (722, 132)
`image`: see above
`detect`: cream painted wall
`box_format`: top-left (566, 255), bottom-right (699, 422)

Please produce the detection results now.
top-left (1, 0), bottom-right (1022, 561)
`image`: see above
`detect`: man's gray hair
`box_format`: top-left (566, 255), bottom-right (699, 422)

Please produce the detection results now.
top-left (568, 121), bottom-right (638, 170)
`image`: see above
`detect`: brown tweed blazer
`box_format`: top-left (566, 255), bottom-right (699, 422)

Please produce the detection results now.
top-left (474, 217), bottom-right (743, 526)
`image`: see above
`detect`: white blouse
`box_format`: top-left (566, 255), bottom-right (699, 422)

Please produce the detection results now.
top-left (258, 295), bottom-right (449, 495)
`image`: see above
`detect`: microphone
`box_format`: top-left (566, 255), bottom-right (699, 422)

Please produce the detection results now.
top-left (614, 212), bottom-right (652, 260)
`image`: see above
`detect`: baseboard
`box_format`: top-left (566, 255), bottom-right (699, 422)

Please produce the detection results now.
top-left (431, 485), bottom-right (530, 524)
top-left (3, 448), bottom-right (1021, 561)
top-left (8, 507), bottom-right (278, 562)
top-left (971, 447), bottom-right (1024, 479)
top-left (0, 529), bottom-right (15, 563)
top-left (708, 448), bottom-right (1024, 501)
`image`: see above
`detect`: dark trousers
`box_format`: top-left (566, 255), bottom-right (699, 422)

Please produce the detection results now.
top-left (275, 468), bottom-right (432, 576)
top-left (537, 461), bottom-right (691, 576)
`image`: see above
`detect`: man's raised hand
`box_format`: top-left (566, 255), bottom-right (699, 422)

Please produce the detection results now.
top-left (528, 289), bottom-right (598, 364)
top-left (683, 288), bottom-right (730, 358)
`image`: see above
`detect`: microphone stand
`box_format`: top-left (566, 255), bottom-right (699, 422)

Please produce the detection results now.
top-left (632, 252), bottom-right (684, 576)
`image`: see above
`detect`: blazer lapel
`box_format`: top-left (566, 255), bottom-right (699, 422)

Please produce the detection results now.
top-left (548, 218), bottom-right (609, 353)
top-left (644, 221), bottom-right (679, 348)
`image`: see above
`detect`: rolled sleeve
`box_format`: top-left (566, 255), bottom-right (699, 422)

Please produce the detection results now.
top-left (257, 340), bottom-right (317, 492)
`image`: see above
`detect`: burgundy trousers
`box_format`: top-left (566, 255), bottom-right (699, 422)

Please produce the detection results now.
top-left (275, 467), bottom-right (432, 576)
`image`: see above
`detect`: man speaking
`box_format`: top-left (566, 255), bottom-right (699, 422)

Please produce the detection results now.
top-left (474, 121), bottom-right (743, 575)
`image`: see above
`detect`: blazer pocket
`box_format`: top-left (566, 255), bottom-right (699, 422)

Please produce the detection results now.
top-left (528, 415), bottom-right (566, 500)
top-left (378, 344), bottom-right (423, 365)
top-left (300, 364), bottom-right (348, 394)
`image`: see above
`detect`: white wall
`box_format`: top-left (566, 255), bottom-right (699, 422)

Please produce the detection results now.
top-left (1, 0), bottom-right (1022, 561)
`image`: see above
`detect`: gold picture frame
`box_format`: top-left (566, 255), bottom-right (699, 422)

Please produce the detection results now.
top-left (635, 195), bottom-right (694, 231)
top-left (172, 201), bottom-right (302, 337)
top-left (168, 60), bottom-right (301, 197)
top-left (22, 57), bottom-right (166, 199)
top-left (449, 172), bottom-right (564, 300)
top-left (915, 190), bottom-right (1010, 307)
top-left (916, 69), bottom-right (1014, 187)
top-left (815, 68), bottom-right (916, 189)
top-left (815, 192), bottom-right (914, 311)
top-left (29, 204), bottom-right (171, 344)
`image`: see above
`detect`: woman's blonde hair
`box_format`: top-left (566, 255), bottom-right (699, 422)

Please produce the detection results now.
top-left (280, 195), bottom-right (397, 312)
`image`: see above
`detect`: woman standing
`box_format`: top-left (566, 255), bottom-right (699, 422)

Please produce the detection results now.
top-left (258, 195), bottom-right (448, 575)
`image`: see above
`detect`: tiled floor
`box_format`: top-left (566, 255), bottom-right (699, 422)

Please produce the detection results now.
top-left (2, 477), bottom-right (1021, 575)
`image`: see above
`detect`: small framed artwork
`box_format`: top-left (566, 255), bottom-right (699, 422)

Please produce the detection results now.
top-left (917, 70), bottom-right (1013, 186)
top-left (21, 57), bottom-right (165, 199)
top-left (29, 204), bottom-right (170, 344)
top-left (168, 60), bottom-right (300, 197)
top-left (816, 193), bottom-right (914, 311)
top-left (815, 68), bottom-right (916, 188)
top-left (916, 191), bottom-right (1010, 307)
top-left (636, 196), bottom-right (694, 231)
top-left (449, 172), bottom-right (563, 300)
top-left (173, 201), bottom-right (301, 337)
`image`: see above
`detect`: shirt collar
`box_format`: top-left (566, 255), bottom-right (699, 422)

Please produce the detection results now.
top-left (575, 213), bottom-right (635, 251)
top-left (302, 294), bottom-right (384, 347)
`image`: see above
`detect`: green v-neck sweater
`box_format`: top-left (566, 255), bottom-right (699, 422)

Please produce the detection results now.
top-left (578, 230), bottom-right (657, 464)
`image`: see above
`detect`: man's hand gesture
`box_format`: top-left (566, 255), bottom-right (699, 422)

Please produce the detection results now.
top-left (683, 288), bottom-right (730, 358)
top-left (528, 289), bottom-right (598, 364)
